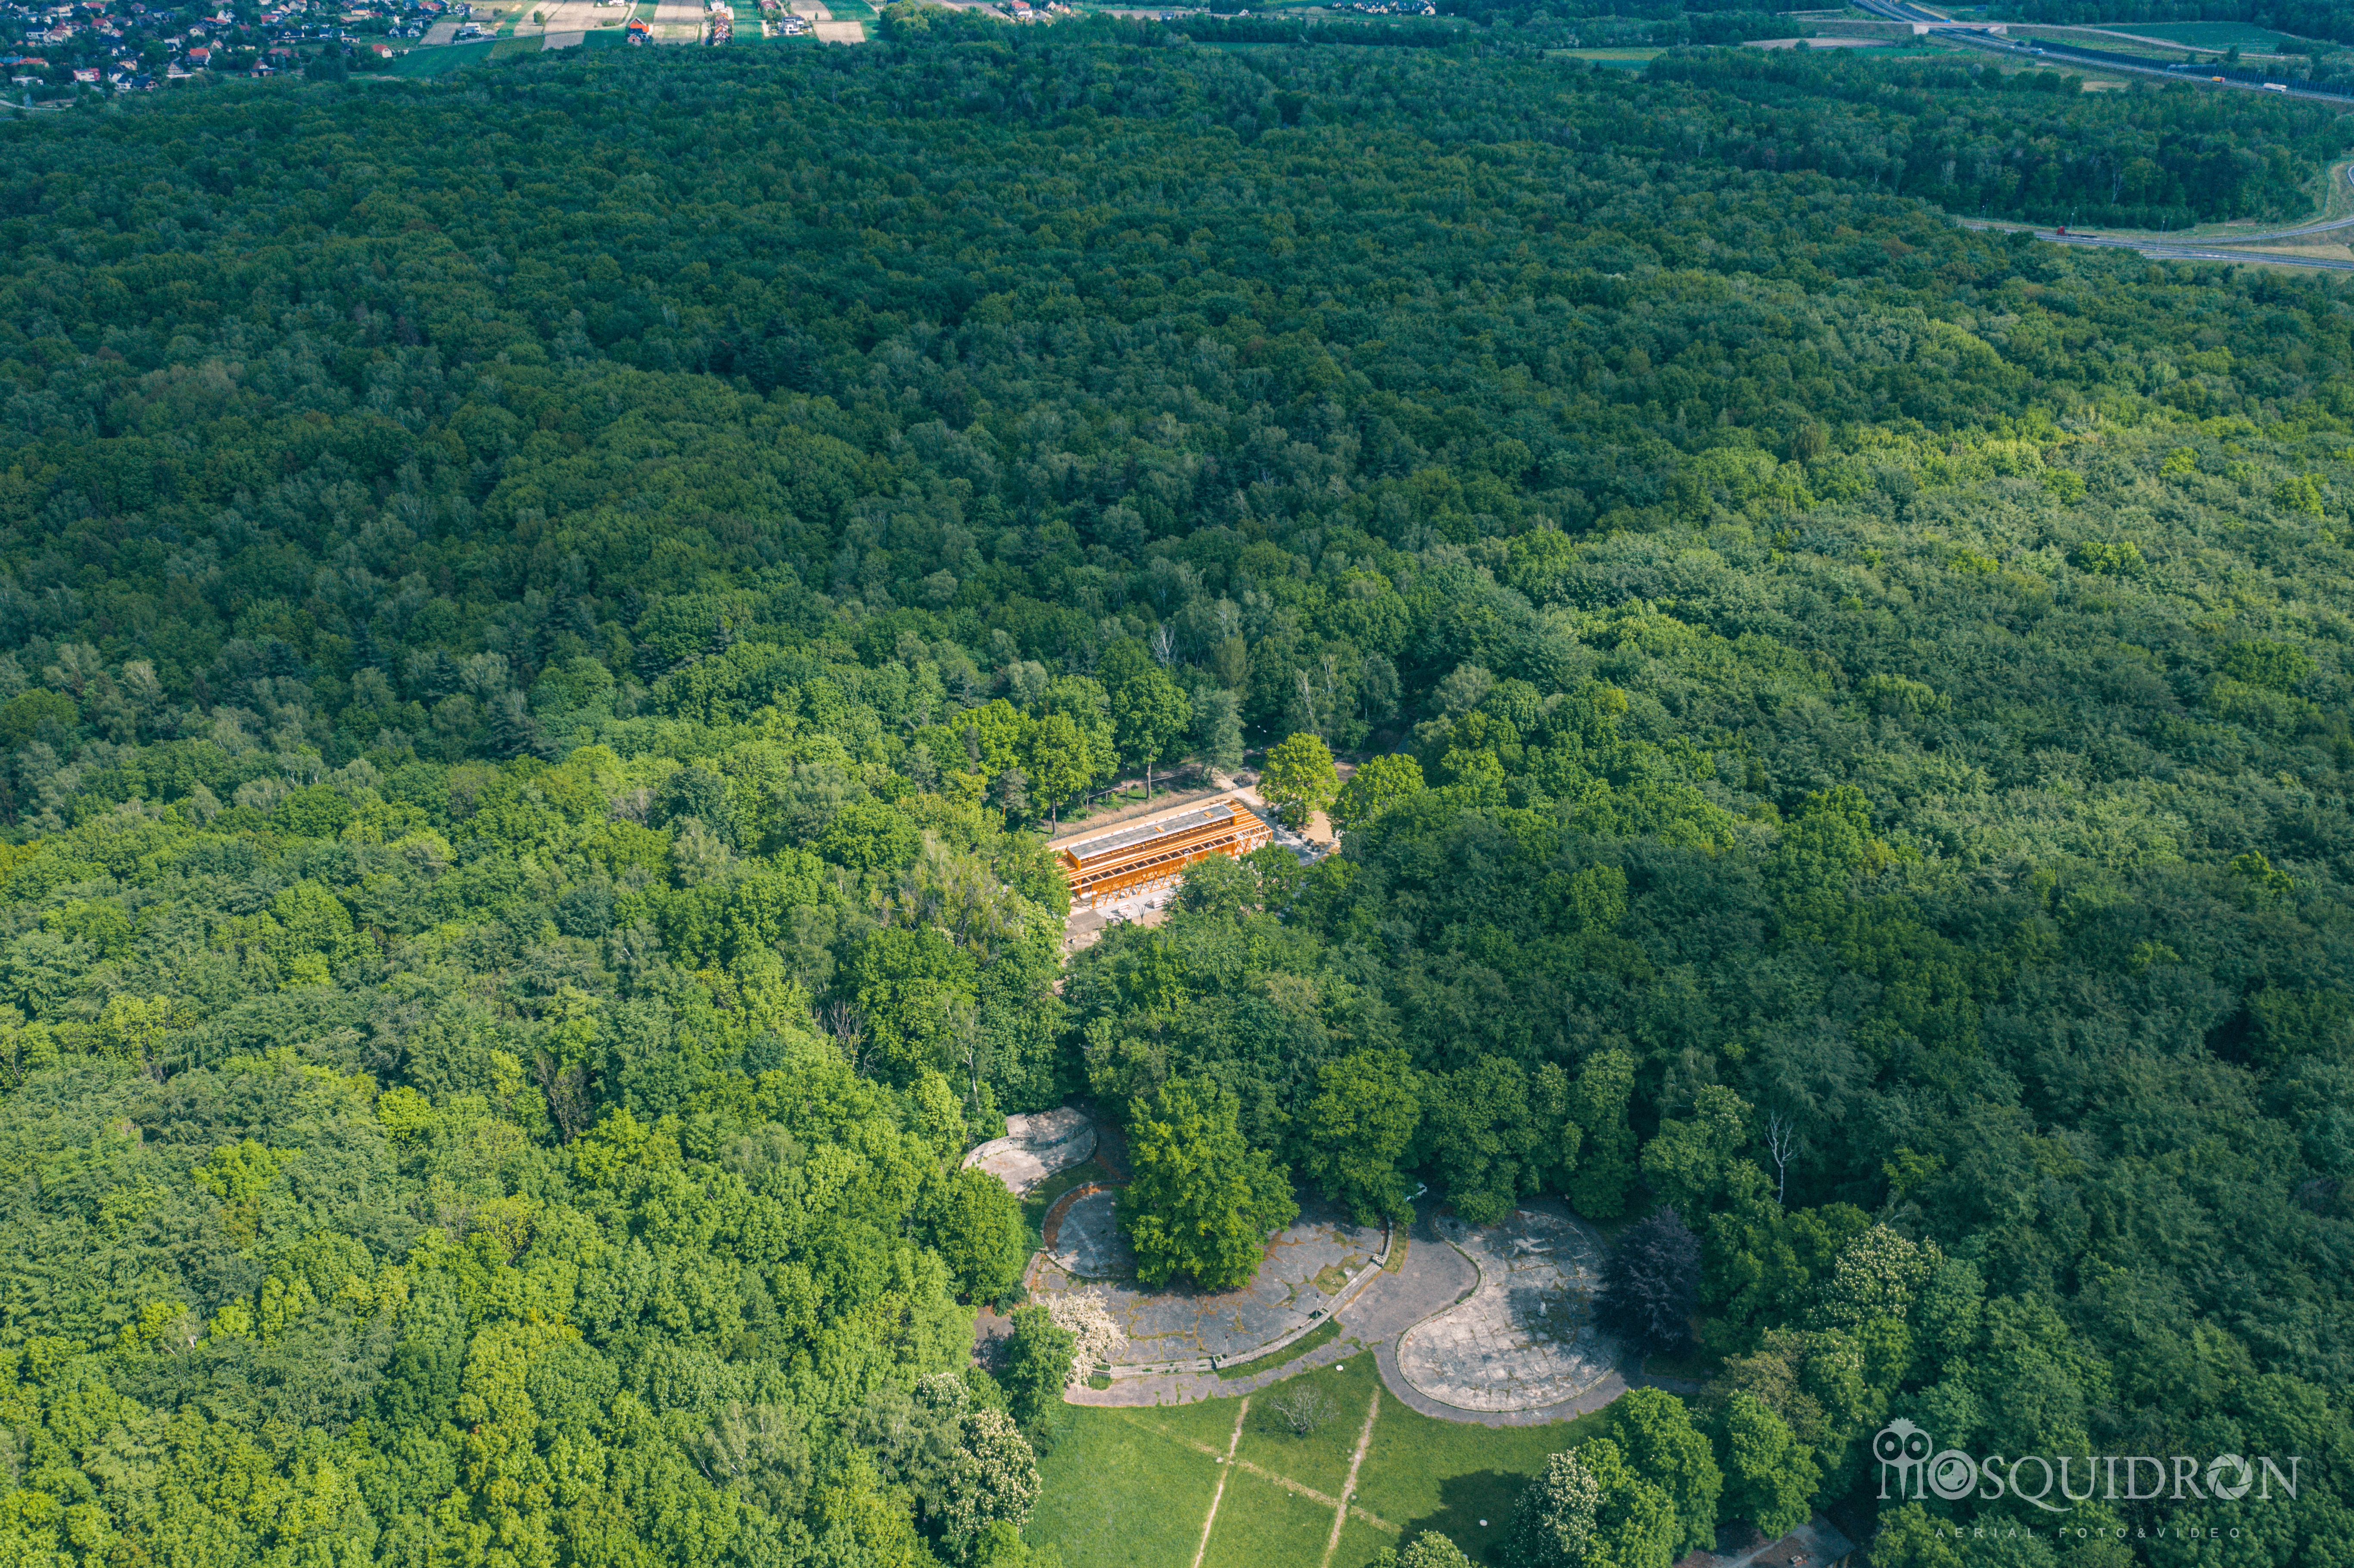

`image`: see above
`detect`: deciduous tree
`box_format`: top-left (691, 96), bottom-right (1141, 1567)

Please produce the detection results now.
top-left (1119, 1077), bottom-right (1298, 1291)
top-left (1330, 751), bottom-right (1424, 834)
top-left (1298, 1046), bottom-right (1424, 1224)
top-left (1260, 732), bottom-right (1339, 830)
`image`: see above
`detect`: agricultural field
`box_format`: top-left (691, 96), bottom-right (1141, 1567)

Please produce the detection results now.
top-left (1544, 46), bottom-right (1661, 67)
top-left (2101, 19), bottom-right (2309, 51)
top-left (387, 35), bottom-right (495, 69)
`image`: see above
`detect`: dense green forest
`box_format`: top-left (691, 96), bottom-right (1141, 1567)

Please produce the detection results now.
top-left (0, 14), bottom-right (2349, 1568)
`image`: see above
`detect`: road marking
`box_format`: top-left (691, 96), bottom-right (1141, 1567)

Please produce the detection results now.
top-left (1320, 1389), bottom-right (1383, 1568)
top-left (1190, 1397), bottom-right (1249, 1568)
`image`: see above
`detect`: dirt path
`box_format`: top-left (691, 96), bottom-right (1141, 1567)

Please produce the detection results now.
top-left (1189, 1398), bottom-right (1249, 1568)
top-left (1320, 1391), bottom-right (1384, 1568)
top-left (1119, 1408), bottom-right (1401, 1534)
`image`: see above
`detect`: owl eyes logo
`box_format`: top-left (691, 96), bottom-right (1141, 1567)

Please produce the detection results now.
top-left (1874, 1419), bottom-right (1979, 1502)
top-left (1874, 1419), bottom-right (1935, 1498)
top-left (1872, 1420), bottom-right (2303, 1513)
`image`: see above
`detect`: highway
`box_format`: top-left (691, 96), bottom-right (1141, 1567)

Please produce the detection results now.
top-left (1957, 220), bottom-right (2354, 273)
top-left (2184, 164), bottom-right (2354, 247)
top-left (1847, 0), bottom-right (2354, 105)
top-left (2050, 236), bottom-right (2354, 272)
top-left (1831, 0), bottom-right (2354, 265)
top-left (1848, 0), bottom-right (1949, 22)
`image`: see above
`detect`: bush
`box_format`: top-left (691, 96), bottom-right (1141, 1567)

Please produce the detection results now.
top-left (1266, 1380), bottom-right (1337, 1437)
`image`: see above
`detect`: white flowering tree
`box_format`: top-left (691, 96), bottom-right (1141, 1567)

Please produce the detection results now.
top-left (1043, 1288), bottom-right (1124, 1383)
top-left (1507, 1450), bottom-right (1600, 1568)
top-left (907, 1373), bottom-right (1043, 1562)
top-left (940, 1406), bottom-right (1042, 1549)
top-left (1810, 1223), bottom-right (1942, 1331)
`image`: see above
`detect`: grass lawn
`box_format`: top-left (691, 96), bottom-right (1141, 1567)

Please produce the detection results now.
top-left (1234, 1357), bottom-right (1381, 1500)
top-left (1030, 1406), bottom-right (1223, 1568)
top-left (389, 39), bottom-right (494, 72)
top-left (1546, 47), bottom-right (1659, 67)
top-left (1128, 1391), bottom-right (1251, 1453)
top-left (1038, 1360), bottom-right (1607, 1568)
top-left (1351, 1396), bottom-right (1610, 1564)
top-left (1333, 1515), bottom-right (1395, 1568)
top-left (1201, 1468), bottom-right (1342, 1568)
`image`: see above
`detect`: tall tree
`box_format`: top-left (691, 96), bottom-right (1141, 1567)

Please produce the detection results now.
top-left (1193, 686), bottom-right (1246, 778)
top-left (1564, 1048), bottom-right (1639, 1220)
top-left (1640, 1085), bottom-right (1762, 1222)
top-left (1330, 751), bottom-right (1425, 834)
top-left (1119, 1077), bottom-right (1298, 1291)
top-left (1103, 638), bottom-right (1193, 799)
top-left (1000, 1306), bottom-right (1078, 1439)
top-left (1596, 1207), bottom-right (1702, 1358)
top-left (1024, 710), bottom-right (1094, 826)
top-left (922, 1166), bottom-right (1027, 1304)
top-left (1298, 1047), bottom-right (1425, 1224)
top-left (1260, 731), bottom-right (1340, 831)
top-left (1717, 1393), bottom-right (1820, 1539)
top-left (1604, 1389), bottom-right (1722, 1560)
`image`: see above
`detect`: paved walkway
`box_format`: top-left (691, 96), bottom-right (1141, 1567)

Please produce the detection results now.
top-left (989, 1104), bottom-right (1657, 1427)
top-left (1358, 1214), bottom-right (1633, 1427)
top-left (1034, 1189), bottom-right (1386, 1370)
top-left (1067, 1209), bottom-right (1688, 1425)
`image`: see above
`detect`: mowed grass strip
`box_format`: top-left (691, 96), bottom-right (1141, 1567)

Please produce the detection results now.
top-left (1029, 1406), bottom-right (1222, 1568)
top-left (1349, 1399), bottom-right (1612, 1565)
top-left (1200, 1466), bottom-right (1341, 1568)
top-left (2112, 19), bottom-right (2299, 50)
top-left (1233, 1359), bottom-right (1383, 1502)
top-left (1217, 1316), bottom-right (1342, 1381)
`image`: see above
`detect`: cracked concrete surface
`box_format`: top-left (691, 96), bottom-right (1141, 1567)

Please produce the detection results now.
top-left (989, 1106), bottom-right (1642, 1426)
top-left (962, 1106), bottom-right (1096, 1195)
top-left (1031, 1190), bottom-right (1382, 1366)
top-left (1395, 1203), bottom-right (1620, 1412)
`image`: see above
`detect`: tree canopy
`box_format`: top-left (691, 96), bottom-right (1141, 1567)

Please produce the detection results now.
top-left (1119, 1076), bottom-right (1299, 1291)
top-left (0, 16), bottom-right (2346, 1566)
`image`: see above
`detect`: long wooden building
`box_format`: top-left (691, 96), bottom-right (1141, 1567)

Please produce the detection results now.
top-left (1054, 796), bottom-right (1274, 910)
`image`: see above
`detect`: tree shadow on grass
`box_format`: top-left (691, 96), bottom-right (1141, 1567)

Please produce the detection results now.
top-left (1405, 1469), bottom-right (1528, 1565)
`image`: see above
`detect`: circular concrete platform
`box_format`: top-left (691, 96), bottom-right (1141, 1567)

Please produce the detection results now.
top-left (1395, 1205), bottom-right (1621, 1412)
